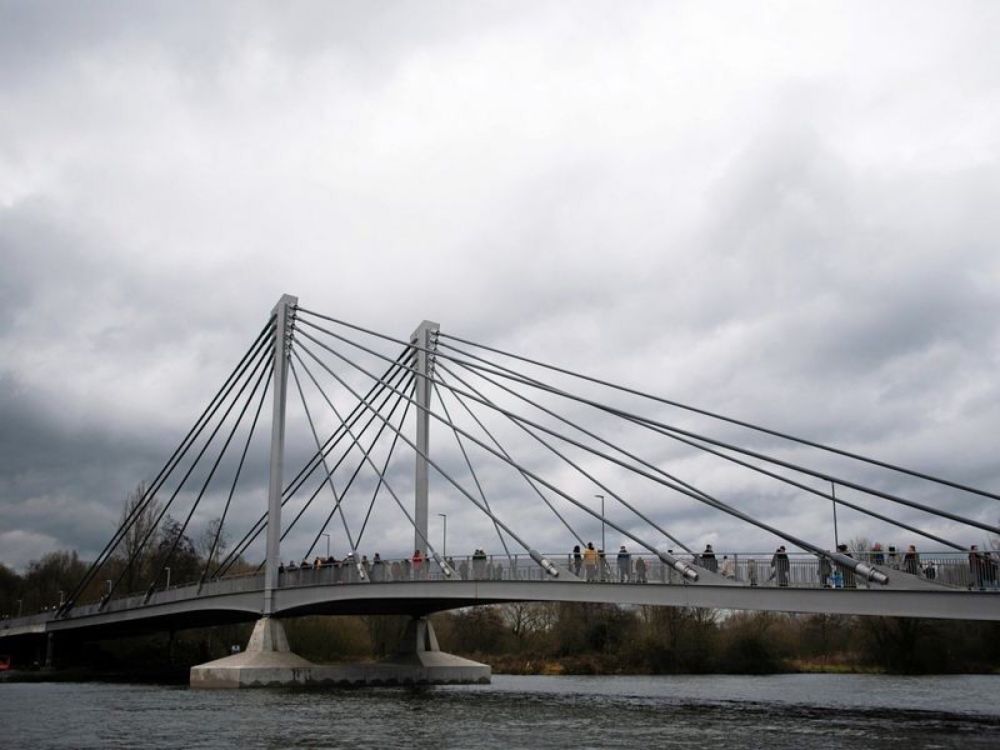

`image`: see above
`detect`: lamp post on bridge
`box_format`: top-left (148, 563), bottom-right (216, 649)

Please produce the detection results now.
top-left (831, 481), bottom-right (840, 549)
top-left (438, 513), bottom-right (447, 558)
top-left (595, 494), bottom-right (605, 553)
top-left (16, 599), bottom-right (22, 618)
top-left (321, 533), bottom-right (330, 558)
top-left (164, 567), bottom-right (171, 591)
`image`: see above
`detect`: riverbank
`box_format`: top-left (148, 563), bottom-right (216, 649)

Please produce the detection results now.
top-left (479, 653), bottom-right (999, 676)
top-left (0, 667), bottom-right (190, 684)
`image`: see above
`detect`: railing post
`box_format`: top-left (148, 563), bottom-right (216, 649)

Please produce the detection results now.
top-left (264, 294), bottom-right (297, 616)
top-left (411, 320), bottom-right (440, 558)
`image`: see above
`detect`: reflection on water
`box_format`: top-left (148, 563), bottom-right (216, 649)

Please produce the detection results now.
top-left (1, 674), bottom-right (998, 749)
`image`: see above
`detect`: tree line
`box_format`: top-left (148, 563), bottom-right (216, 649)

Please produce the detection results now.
top-left (430, 602), bottom-right (1000, 674)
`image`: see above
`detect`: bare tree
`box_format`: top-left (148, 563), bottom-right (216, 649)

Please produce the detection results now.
top-left (848, 536), bottom-right (872, 561)
top-left (501, 602), bottom-right (558, 642)
top-left (113, 482), bottom-right (163, 594)
top-left (196, 517), bottom-right (229, 574)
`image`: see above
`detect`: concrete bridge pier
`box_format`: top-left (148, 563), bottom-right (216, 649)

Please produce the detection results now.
top-left (381, 616), bottom-right (491, 684)
top-left (190, 617), bottom-right (313, 688)
top-left (190, 615), bottom-right (489, 689)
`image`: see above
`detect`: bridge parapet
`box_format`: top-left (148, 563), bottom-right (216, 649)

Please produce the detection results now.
top-left (273, 551), bottom-right (991, 592)
top-left (58, 573), bottom-right (267, 620)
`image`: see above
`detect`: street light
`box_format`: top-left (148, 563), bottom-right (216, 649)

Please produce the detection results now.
top-left (16, 599), bottom-right (22, 618)
top-left (437, 513), bottom-right (447, 558)
top-left (321, 533), bottom-right (331, 558)
top-left (830, 481), bottom-right (840, 549)
top-left (164, 566), bottom-right (171, 590)
top-left (594, 494), bottom-right (605, 552)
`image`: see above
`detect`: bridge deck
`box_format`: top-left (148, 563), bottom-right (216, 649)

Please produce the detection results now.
top-left (3, 554), bottom-right (998, 640)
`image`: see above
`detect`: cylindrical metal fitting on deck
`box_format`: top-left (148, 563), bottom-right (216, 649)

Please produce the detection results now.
top-left (657, 551), bottom-right (699, 581)
top-left (529, 550), bottom-right (560, 577)
top-left (433, 553), bottom-right (453, 577)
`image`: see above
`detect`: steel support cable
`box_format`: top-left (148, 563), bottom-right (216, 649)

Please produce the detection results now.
top-left (282, 350), bottom-right (413, 503)
top-left (436, 365), bottom-right (692, 554)
top-left (106, 345), bottom-right (275, 602)
top-left (299, 371), bottom-right (416, 562)
top-left (294, 327), bottom-right (886, 583)
top-left (283, 359), bottom-right (413, 559)
top-left (622, 416), bottom-right (1000, 536)
top-left (431, 379), bottom-right (514, 563)
top-left (200, 366), bottom-right (274, 586)
top-left (289, 357), bottom-right (358, 555)
top-left (65, 320), bottom-right (274, 609)
top-left (295, 335), bottom-right (688, 579)
top-left (292, 347), bottom-right (455, 575)
top-left (422, 336), bottom-right (1000, 537)
top-left (218, 366), bottom-right (415, 576)
top-left (355, 389), bottom-right (414, 550)
top-left (62, 321), bottom-right (275, 612)
top-left (293, 310), bottom-right (997, 530)
top-left (295, 306), bottom-right (996, 509)
top-left (295, 323), bottom-right (730, 552)
top-left (433, 354), bottom-right (903, 580)
top-left (293, 360), bottom-right (414, 562)
top-left (435, 375), bottom-right (586, 548)
top-left (448, 339), bottom-right (964, 550)
top-left (147, 355), bottom-right (275, 597)
top-left (212, 355), bottom-right (414, 576)
top-left (431, 333), bottom-right (1000, 505)
top-left (431, 362), bottom-right (886, 581)
top-left (281, 350), bottom-right (415, 503)
top-left (117, 344), bottom-right (273, 596)
top-left (624, 419), bottom-right (967, 551)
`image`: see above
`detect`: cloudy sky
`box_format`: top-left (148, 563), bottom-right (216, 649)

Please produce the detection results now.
top-left (2, 1), bottom-right (999, 573)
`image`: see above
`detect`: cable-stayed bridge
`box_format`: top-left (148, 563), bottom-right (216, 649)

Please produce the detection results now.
top-left (2, 294), bottom-right (998, 684)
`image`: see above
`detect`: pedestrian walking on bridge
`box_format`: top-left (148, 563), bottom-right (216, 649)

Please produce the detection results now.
top-left (617, 546), bottom-right (632, 582)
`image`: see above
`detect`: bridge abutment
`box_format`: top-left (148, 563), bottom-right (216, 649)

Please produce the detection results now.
top-left (190, 615), bottom-right (490, 689)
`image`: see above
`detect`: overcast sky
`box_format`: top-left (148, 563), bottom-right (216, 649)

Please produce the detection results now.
top-left (2, 1), bottom-right (999, 572)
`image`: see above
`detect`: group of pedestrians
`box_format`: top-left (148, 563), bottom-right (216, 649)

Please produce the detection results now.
top-left (278, 549), bottom-right (433, 583)
top-left (278, 539), bottom-right (999, 590)
top-left (571, 542), bottom-right (648, 582)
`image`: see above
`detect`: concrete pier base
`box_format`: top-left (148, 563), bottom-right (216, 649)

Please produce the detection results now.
top-left (190, 616), bottom-right (490, 689)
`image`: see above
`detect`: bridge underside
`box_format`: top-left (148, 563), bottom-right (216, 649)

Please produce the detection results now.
top-left (272, 580), bottom-right (1000, 622)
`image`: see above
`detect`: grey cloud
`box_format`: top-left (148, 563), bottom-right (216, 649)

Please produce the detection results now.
top-left (1, 2), bottom-right (999, 572)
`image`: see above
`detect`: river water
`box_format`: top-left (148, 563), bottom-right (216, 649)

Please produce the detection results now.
top-left (1, 674), bottom-right (998, 748)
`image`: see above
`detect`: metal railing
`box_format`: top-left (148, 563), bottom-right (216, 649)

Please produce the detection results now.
top-left (24, 571), bottom-right (267, 622)
top-left (274, 550), bottom-right (1000, 591)
top-left (276, 553), bottom-right (559, 587)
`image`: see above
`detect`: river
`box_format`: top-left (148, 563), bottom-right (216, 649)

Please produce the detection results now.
top-left (2, 674), bottom-right (998, 748)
